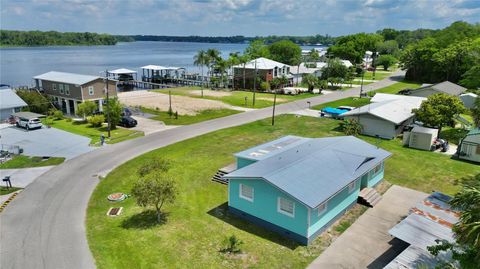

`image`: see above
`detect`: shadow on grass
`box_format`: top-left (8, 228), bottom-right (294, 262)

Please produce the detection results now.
top-left (207, 202), bottom-right (300, 250)
top-left (121, 209), bottom-right (169, 229)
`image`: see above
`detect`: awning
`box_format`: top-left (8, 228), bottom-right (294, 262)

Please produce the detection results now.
top-left (12, 111), bottom-right (46, 119)
top-left (141, 65), bottom-right (185, 71)
top-left (108, 68), bottom-right (137, 75)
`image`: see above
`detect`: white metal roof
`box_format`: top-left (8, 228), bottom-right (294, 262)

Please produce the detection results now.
top-left (0, 88), bottom-right (27, 109)
top-left (34, 71), bottom-right (100, 85)
top-left (290, 63), bottom-right (320, 75)
top-left (371, 93), bottom-right (426, 103)
top-left (342, 97), bottom-right (425, 124)
top-left (234, 57), bottom-right (290, 70)
top-left (411, 125), bottom-right (438, 135)
top-left (140, 65), bottom-right (184, 71)
top-left (109, 68), bottom-right (137, 75)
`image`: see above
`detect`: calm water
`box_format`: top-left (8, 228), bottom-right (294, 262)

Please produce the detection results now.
top-left (0, 41), bottom-right (249, 87)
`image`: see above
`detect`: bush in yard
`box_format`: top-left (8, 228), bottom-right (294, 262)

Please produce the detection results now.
top-left (260, 81), bottom-right (270, 92)
top-left (221, 235), bottom-right (243, 254)
top-left (77, 100), bottom-right (97, 118)
top-left (52, 110), bottom-right (64, 120)
top-left (104, 97), bottom-right (122, 129)
top-left (87, 114), bottom-right (105, 127)
top-left (340, 119), bottom-right (362, 136)
top-left (137, 158), bottom-right (171, 177)
top-left (131, 172), bottom-right (177, 224)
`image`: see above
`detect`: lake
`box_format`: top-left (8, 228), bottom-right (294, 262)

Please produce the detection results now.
top-left (0, 41), bottom-right (249, 87)
top-left (0, 41), bottom-right (325, 87)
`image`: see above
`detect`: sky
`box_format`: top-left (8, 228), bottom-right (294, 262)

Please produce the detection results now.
top-left (1, 0), bottom-right (479, 37)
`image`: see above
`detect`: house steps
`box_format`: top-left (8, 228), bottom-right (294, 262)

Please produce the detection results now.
top-left (211, 163), bottom-right (237, 185)
top-left (358, 187), bottom-right (382, 207)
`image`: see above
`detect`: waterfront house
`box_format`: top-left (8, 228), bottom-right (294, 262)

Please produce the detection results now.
top-left (407, 81), bottom-right (466, 97)
top-left (34, 71), bottom-right (117, 115)
top-left (223, 135), bottom-right (391, 244)
top-left (0, 88), bottom-right (27, 120)
top-left (233, 57), bottom-right (292, 90)
top-left (342, 94), bottom-right (425, 139)
top-left (457, 128), bottom-right (480, 163)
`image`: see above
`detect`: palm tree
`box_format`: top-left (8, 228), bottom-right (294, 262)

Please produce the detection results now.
top-left (193, 50), bottom-right (208, 97)
top-left (302, 74), bottom-right (318, 93)
top-left (206, 49), bottom-right (221, 87)
top-left (228, 52), bottom-right (241, 89)
top-left (238, 54), bottom-right (250, 89)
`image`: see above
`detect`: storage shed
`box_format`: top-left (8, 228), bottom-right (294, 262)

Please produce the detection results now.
top-left (457, 128), bottom-right (480, 163)
top-left (403, 126), bottom-right (439, 151)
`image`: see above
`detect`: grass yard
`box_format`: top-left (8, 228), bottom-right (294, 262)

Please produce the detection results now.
top-left (0, 186), bottom-right (22, 195)
top-left (154, 87), bottom-right (316, 108)
top-left (87, 115), bottom-right (479, 269)
top-left (44, 119), bottom-right (144, 145)
top-left (0, 155), bottom-right (65, 169)
top-left (141, 108), bottom-right (241, 125)
top-left (369, 80), bottom-right (422, 95)
top-left (356, 71), bottom-right (392, 81)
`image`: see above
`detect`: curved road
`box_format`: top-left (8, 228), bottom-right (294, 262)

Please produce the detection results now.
top-left (1, 72), bottom-right (404, 269)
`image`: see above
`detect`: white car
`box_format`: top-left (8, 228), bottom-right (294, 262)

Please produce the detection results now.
top-left (16, 117), bottom-right (43, 130)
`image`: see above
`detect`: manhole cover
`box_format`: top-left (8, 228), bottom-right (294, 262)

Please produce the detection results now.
top-left (107, 192), bottom-right (127, 202)
top-left (107, 207), bottom-right (123, 216)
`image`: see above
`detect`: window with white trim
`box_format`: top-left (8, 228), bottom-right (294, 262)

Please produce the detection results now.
top-left (88, 86), bottom-right (94, 95)
top-left (317, 202), bottom-right (327, 216)
top-left (277, 197), bottom-right (295, 217)
top-left (52, 83), bottom-right (57, 91)
top-left (59, 84), bottom-right (64, 94)
top-left (239, 184), bottom-right (253, 202)
top-left (65, 84), bottom-right (70, 95)
top-left (348, 181), bottom-right (356, 193)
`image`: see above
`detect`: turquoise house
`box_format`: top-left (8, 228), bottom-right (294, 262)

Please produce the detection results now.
top-left (223, 136), bottom-right (391, 245)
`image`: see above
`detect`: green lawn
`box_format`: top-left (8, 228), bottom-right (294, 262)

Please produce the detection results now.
top-left (0, 155), bottom-right (65, 169)
top-left (356, 71), bottom-right (392, 81)
top-left (0, 187), bottom-right (22, 196)
top-left (141, 108), bottom-right (241, 125)
top-left (44, 119), bottom-right (144, 145)
top-left (369, 81), bottom-right (422, 95)
top-left (153, 87), bottom-right (316, 108)
top-left (87, 115), bottom-right (479, 269)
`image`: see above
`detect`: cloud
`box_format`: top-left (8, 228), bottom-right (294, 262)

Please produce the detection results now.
top-left (0, 0), bottom-right (478, 36)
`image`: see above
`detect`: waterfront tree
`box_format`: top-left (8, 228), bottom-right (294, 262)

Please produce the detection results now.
top-left (193, 49), bottom-right (209, 96)
top-left (268, 40), bottom-right (302, 66)
top-left (244, 39), bottom-right (270, 59)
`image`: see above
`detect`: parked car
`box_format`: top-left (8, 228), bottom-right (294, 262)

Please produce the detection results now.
top-left (118, 115), bottom-right (137, 128)
top-left (16, 117), bottom-right (42, 130)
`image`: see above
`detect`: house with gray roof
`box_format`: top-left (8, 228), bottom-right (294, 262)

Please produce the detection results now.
top-left (408, 81), bottom-right (466, 97)
top-left (223, 135), bottom-right (391, 244)
top-left (0, 88), bottom-right (27, 120)
top-left (34, 71), bottom-right (117, 115)
top-left (342, 94), bottom-right (426, 139)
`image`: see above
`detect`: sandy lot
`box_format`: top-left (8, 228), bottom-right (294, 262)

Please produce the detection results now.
top-left (188, 89), bottom-right (232, 97)
top-left (118, 91), bottom-right (232, 115)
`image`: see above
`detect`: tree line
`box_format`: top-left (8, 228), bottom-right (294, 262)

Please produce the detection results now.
top-left (0, 30), bottom-right (118, 46)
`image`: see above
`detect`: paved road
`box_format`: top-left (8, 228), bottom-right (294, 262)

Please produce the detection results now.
top-left (0, 72), bottom-right (404, 269)
top-left (307, 185), bottom-right (427, 269)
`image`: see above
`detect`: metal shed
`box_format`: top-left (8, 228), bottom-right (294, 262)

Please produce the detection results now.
top-left (403, 125), bottom-right (438, 151)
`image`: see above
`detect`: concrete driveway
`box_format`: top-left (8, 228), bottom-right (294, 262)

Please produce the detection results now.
top-left (130, 116), bottom-right (178, 135)
top-left (0, 166), bottom-right (55, 188)
top-left (0, 126), bottom-right (94, 159)
top-left (308, 185), bottom-right (428, 269)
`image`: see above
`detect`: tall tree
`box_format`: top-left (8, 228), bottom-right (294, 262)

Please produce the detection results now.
top-left (376, 54), bottom-right (398, 71)
top-left (267, 40), bottom-right (302, 66)
top-left (471, 97), bottom-right (480, 127)
top-left (206, 48), bottom-right (222, 87)
top-left (412, 93), bottom-right (465, 135)
top-left (104, 97), bottom-right (122, 129)
top-left (228, 52), bottom-right (241, 89)
top-left (460, 65), bottom-right (480, 89)
top-left (193, 49), bottom-right (208, 96)
top-left (238, 54), bottom-right (251, 89)
top-left (302, 74), bottom-right (318, 93)
top-left (244, 39), bottom-right (270, 59)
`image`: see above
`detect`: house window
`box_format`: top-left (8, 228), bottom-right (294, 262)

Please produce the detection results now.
top-left (59, 84), bottom-right (64, 94)
top-left (277, 197), bottom-right (295, 217)
top-left (52, 84), bottom-right (57, 91)
top-left (274, 67), bottom-right (278, 77)
top-left (88, 86), bottom-right (94, 95)
top-left (348, 181), bottom-right (356, 193)
top-left (65, 84), bottom-right (70, 95)
top-left (317, 202), bottom-right (327, 216)
top-left (239, 184), bottom-right (253, 202)
top-left (476, 145), bottom-right (480, 154)
top-left (373, 163), bottom-right (382, 174)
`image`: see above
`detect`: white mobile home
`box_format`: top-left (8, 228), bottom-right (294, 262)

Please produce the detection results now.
top-left (342, 94), bottom-right (425, 139)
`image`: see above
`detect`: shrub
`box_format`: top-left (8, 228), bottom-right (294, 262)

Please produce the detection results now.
top-left (138, 158), bottom-right (171, 177)
top-left (87, 114), bottom-right (105, 127)
top-left (260, 81), bottom-right (270, 92)
top-left (52, 110), bottom-right (64, 120)
top-left (65, 117), bottom-right (72, 122)
top-left (340, 119), bottom-right (362, 136)
top-left (221, 235), bottom-right (243, 254)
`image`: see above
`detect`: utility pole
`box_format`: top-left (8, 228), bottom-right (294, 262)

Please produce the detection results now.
top-left (104, 69), bottom-right (111, 138)
top-left (252, 59), bottom-right (257, 107)
top-left (169, 90), bottom-right (172, 117)
top-left (372, 52), bottom-right (377, 81)
top-left (359, 66), bottom-right (365, 98)
top-left (271, 86), bottom-right (277, 126)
